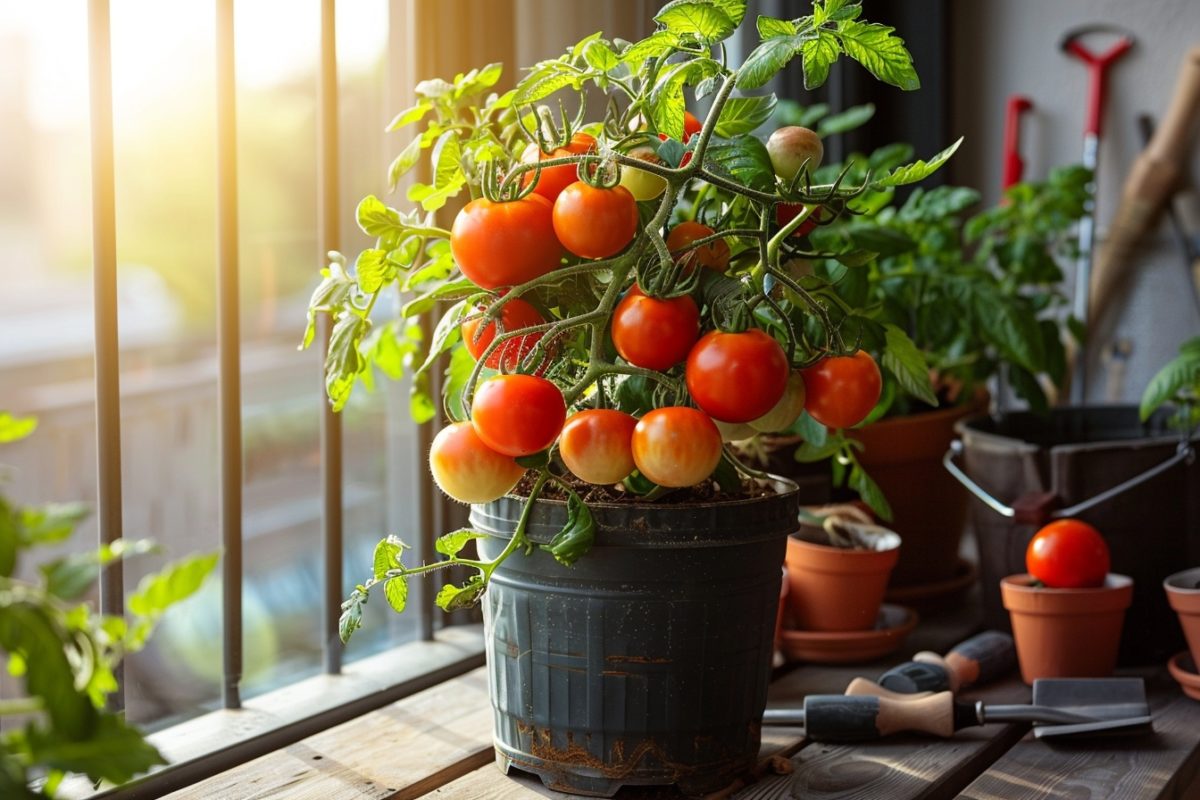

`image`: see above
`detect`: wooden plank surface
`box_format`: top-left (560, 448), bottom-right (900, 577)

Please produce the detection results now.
top-left (957, 671), bottom-right (1200, 800)
top-left (162, 668), bottom-right (496, 800)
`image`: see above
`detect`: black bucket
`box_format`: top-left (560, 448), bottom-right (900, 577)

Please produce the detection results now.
top-left (947, 406), bottom-right (1200, 665)
top-left (470, 479), bottom-right (799, 797)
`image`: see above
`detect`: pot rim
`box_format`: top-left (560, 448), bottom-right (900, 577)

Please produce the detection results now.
top-left (1001, 572), bottom-right (1133, 614)
top-left (496, 475), bottom-right (800, 512)
top-left (1164, 567), bottom-right (1200, 594)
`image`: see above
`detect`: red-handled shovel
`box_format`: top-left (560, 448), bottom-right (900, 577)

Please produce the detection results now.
top-left (1060, 24), bottom-right (1134, 405)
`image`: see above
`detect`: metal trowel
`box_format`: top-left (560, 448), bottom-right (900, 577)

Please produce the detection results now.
top-left (762, 677), bottom-right (1151, 743)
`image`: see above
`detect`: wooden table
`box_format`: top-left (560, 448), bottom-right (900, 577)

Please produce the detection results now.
top-left (166, 598), bottom-right (1200, 800)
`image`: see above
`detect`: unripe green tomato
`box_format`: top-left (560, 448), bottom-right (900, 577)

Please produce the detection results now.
top-left (767, 126), bottom-right (823, 183)
top-left (713, 419), bottom-right (757, 442)
top-left (748, 373), bottom-right (807, 433)
top-left (618, 147), bottom-right (667, 201)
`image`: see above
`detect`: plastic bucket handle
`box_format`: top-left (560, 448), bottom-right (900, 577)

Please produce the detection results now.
top-left (943, 439), bottom-right (1195, 524)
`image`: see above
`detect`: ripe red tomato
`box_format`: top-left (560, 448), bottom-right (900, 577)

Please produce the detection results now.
top-left (559, 409), bottom-right (639, 485)
top-left (521, 132), bottom-right (598, 202)
top-left (552, 182), bottom-right (639, 260)
top-left (631, 407), bottom-right (723, 488)
top-left (666, 221), bottom-right (730, 272)
top-left (611, 286), bottom-right (700, 371)
top-left (1026, 519), bottom-right (1111, 589)
top-left (429, 422), bottom-right (526, 504)
top-left (776, 203), bottom-right (821, 238)
top-left (461, 297), bottom-right (545, 371)
top-left (450, 195), bottom-right (561, 289)
top-left (471, 374), bottom-right (566, 457)
top-left (800, 350), bottom-right (882, 429)
top-left (686, 330), bottom-right (789, 423)
top-left (683, 111), bottom-right (702, 140)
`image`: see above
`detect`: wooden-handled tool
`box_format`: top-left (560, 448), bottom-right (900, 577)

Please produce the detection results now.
top-left (871, 630), bottom-right (1016, 695)
top-left (1090, 46), bottom-right (1200, 335)
top-left (761, 692), bottom-right (1097, 742)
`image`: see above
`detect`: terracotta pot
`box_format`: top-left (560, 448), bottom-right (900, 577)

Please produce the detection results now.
top-left (1001, 573), bottom-right (1133, 684)
top-left (1164, 567), bottom-right (1200, 665)
top-left (785, 527), bottom-right (900, 632)
top-left (850, 392), bottom-right (988, 587)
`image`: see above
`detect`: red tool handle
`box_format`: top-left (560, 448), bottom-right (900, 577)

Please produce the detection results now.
top-left (1002, 95), bottom-right (1034, 189)
top-left (1060, 25), bottom-right (1135, 136)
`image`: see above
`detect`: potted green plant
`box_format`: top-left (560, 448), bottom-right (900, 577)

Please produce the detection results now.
top-left (0, 413), bottom-right (217, 798)
top-left (308, 2), bottom-right (957, 794)
top-left (781, 163), bottom-right (1090, 594)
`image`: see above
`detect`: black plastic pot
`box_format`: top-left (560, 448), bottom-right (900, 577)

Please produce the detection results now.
top-left (947, 406), bottom-right (1200, 666)
top-left (470, 478), bottom-right (799, 798)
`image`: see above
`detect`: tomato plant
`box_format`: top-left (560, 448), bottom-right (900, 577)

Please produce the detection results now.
top-left (552, 181), bottom-right (639, 259)
top-left (430, 421), bottom-right (527, 504)
top-left (306, 1), bottom-right (964, 632)
top-left (461, 297), bottom-right (546, 371)
top-left (800, 351), bottom-right (883, 429)
top-left (471, 374), bottom-right (566, 457)
top-left (666, 221), bottom-right (730, 272)
top-left (450, 195), bottom-right (561, 288)
top-left (686, 330), bottom-right (789, 423)
top-left (611, 286), bottom-right (700, 371)
top-left (1026, 519), bottom-right (1110, 589)
top-left (559, 409), bottom-right (639, 485)
top-left (631, 407), bottom-right (723, 488)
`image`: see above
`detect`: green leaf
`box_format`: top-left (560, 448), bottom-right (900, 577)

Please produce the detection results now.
top-left (541, 492), bottom-right (595, 567)
top-left (649, 59), bottom-right (720, 140)
top-left (300, 258), bottom-right (355, 351)
top-left (372, 535), bottom-right (406, 579)
top-left (383, 577), bottom-right (408, 614)
top-left (847, 224), bottom-right (916, 255)
top-left (874, 136), bottom-right (963, 188)
top-left (413, 300), bottom-right (467, 383)
top-left (756, 15), bottom-right (796, 38)
top-left (357, 195), bottom-right (402, 237)
top-left (388, 136), bottom-right (424, 191)
top-left (0, 413), bottom-right (37, 443)
top-left (881, 324), bottom-right (937, 406)
top-left (401, 279), bottom-right (477, 318)
top-left (339, 585), bottom-right (369, 643)
top-left (737, 33), bottom-right (814, 90)
top-left (621, 31), bottom-right (678, 65)
top-left (817, 103), bottom-right (874, 136)
top-left (19, 502), bottom-right (88, 546)
top-left (582, 39), bottom-right (619, 71)
top-left (795, 439), bottom-right (841, 462)
top-left (25, 712), bottom-right (164, 786)
top-left (441, 344), bottom-right (478, 424)
top-left (325, 313), bottom-right (372, 412)
top-left (515, 450), bottom-right (550, 469)
top-left (435, 529), bottom-right (486, 558)
top-left (655, 1), bottom-right (737, 43)
top-left (714, 94), bottom-right (778, 137)
top-left (849, 463), bottom-right (893, 521)
top-left (40, 539), bottom-right (157, 600)
top-left (435, 574), bottom-right (486, 611)
top-left (127, 552), bottom-right (219, 619)
top-left (514, 69), bottom-right (576, 105)
top-left (801, 30), bottom-right (841, 89)
top-left (355, 249), bottom-right (394, 294)
top-left (1140, 341), bottom-right (1200, 421)
top-left (833, 19), bottom-right (919, 91)
top-left (386, 102), bottom-right (431, 132)
top-left (705, 134), bottom-right (776, 192)
top-left (0, 602), bottom-right (96, 738)
top-left (1008, 365), bottom-right (1049, 415)
top-left (974, 293), bottom-right (1045, 374)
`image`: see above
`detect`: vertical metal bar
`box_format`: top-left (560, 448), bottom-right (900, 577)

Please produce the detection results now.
top-left (215, 0), bottom-right (243, 710)
top-left (318, 0), bottom-right (344, 675)
top-left (87, 0), bottom-right (125, 711)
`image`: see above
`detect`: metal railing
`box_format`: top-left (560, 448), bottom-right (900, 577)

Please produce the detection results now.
top-left (80, 1), bottom-right (479, 793)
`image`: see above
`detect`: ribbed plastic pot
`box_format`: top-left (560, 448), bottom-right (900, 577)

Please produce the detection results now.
top-left (470, 478), bottom-right (799, 798)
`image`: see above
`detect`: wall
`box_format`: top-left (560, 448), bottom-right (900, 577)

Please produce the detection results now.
top-left (951, 0), bottom-right (1200, 404)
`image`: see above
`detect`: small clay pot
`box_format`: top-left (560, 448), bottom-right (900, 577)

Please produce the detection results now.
top-left (1164, 567), bottom-right (1200, 665)
top-left (785, 524), bottom-right (900, 632)
top-left (1001, 573), bottom-right (1133, 684)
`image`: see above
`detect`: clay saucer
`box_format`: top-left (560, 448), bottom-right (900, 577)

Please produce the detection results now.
top-left (1167, 651), bottom-right (1200, 701)
top-left (885, 557), bottom-right (978, 613)
top-left (780, 604), bottom-right (919, 664)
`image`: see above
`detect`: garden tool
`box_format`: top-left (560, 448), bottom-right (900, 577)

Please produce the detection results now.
top-left (1059, 24), bottom-right (1135, 405)
top-left (854, 630), bottom-right (1016, 695)
top-left (1002, 95), bottom-right (1034, 191)
top-left (1091, 47), bottom-right (1200, 329)
top-left (762, 677), bottom-right (1151, 743)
